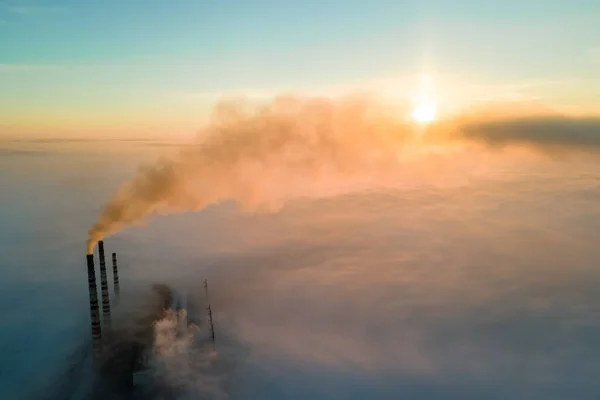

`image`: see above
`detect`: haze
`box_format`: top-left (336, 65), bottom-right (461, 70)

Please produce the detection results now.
top-left (1, 1), bottom-right (600, 399)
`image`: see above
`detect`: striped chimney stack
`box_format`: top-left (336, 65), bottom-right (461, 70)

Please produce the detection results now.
top-left (86, 254), bottom-right (102, 353)
top-left (98, 241), bottom-right (112, 327)
top-left (112, 252), bottom-right (120, 298)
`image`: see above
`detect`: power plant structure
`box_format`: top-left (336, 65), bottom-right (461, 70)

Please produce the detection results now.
top-left (85, 240), bottom-right (217, 399)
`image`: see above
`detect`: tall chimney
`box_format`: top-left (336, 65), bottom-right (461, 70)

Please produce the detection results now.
top-left (86, 254), bottom-right (102, 353)
top-left (112, 253), bottom-right (120, 298)
top-left (98, 241), bottom-right (111, 327)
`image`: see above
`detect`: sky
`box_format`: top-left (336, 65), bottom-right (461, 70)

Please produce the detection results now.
top-left (1, 0), bottom-right (599, 138)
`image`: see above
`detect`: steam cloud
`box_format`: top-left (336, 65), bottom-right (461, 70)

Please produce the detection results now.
top-left (87, 94), bottom-right (600, 253)
top-left (151, 309), bottom-right (227, 399)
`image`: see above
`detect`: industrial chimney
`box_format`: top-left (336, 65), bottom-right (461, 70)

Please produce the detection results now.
top-left (112, 252), bottom-right (120, 298)
top-left (98, 241), bottom-right (111, 327)
top-left (86, 254), bottom-right (102, 353)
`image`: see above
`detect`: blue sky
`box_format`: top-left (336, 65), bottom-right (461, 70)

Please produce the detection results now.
top-left (1, 0), bottom-right (599, 137)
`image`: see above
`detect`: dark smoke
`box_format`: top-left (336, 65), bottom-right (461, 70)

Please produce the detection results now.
top-left (461, 116), bottom-right (600, 150)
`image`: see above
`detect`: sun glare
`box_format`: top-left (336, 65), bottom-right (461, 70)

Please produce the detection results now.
top-left (411, 101), bottom-right (437, 123)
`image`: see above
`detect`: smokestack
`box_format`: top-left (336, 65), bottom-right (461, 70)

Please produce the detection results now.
top-left (98, 241), bottom-right (111, 327)
top-left (112, 252), bottom-right (120, 298)
top-left (86, 254), bottom-right (102, 353)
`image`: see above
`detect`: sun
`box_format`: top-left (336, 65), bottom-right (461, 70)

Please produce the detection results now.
top-left (410, 73), bottom-right (438, 124)
top-left (411, 100), bottom-right (437, 123)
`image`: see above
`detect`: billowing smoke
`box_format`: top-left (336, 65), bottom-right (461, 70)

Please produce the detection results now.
top-left (151, 309), bottom-right (227, 399)
top-left (87, 94), bottom-right (600, 253)
top-left (87, 94), bottom-right (418, 253)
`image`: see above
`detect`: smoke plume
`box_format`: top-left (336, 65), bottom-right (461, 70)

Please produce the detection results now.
top-left (87, 95), bottom-right (416, 252)
top-left (87, 94), bottom-right (600, 253)
top-left (151, 309), bottom-right (227, 399)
